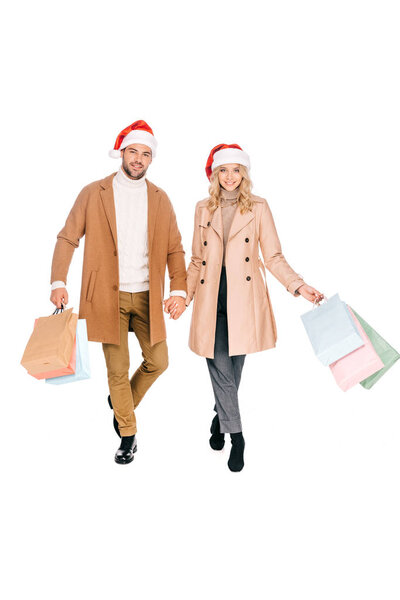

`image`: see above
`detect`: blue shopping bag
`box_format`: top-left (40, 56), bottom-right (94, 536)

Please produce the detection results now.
top-left (45, 319), bottom-right (90, 384)
top-left (300, 293), bottom-right (364, 366)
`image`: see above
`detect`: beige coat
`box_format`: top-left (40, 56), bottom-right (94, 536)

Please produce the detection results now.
top-left (51, 173), bottom-right (186, 345)
top-left (186, 195), bottom-right (304, 358)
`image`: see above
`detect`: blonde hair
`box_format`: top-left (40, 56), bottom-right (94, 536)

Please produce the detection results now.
top-left (207, 165), bottom-right (254, 214)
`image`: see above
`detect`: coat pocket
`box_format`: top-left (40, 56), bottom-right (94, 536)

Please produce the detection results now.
top-left (258, 257), bottom-right (267, 288)
top-left (86, 270), bottom-right (97, 303)
top-left (258, 258), bottom-right (277, 337)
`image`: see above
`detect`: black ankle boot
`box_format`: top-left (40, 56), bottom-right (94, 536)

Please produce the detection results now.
top-left (114, 435), bottom-right (137, 465)
top-left (228, 432), bottom-right (245, 472)
top-left (209, 414), bottom-right (225, 450)
top-left (107, 394), bottom-right (121, 438)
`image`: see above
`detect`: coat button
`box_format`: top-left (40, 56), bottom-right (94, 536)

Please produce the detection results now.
top-left (245, 257), bottom-right (249, 262)
top-left (202, 260), bottom-right (206, 265)
top-left (200, 279), bottom-right (204, 284)
top-left (246, 276), bottom-right (251, 281)
top-left (114, 250), bottom-right (117, 256)
top-left (113, 285), bottom-right (118, 291)
top-left (245, 237), bottom-right (249, 243)
top-left (204, 241), bottom-right (207, 246)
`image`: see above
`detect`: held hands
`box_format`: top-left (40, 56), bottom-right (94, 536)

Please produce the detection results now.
top-left (296, 284), bottom-right (324, 304)
top-left (50, 287), bottom-right (68, 309)
top-left (163, 296), bottom-right (186, 320)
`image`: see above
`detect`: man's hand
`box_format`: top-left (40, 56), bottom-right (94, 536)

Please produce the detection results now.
top-left (163, 296), bottom-right (186, 320)
top-left (297, 284), bottom-right (324, 304)
top-left (50, 287), bottom-right (69, 309)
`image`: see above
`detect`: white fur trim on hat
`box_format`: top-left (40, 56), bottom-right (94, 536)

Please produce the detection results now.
top-left (109, 129), bottom-right (157, 159)
top-left (109, 149), bottom-right (122, 158)
top-left (211, 148), bottom-right (250, 172)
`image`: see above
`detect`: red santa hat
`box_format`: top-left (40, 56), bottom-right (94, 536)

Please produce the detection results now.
top-left (205, 143), bottom-right (251, 180)
top-left (109, 120), bottom-right (157, 158)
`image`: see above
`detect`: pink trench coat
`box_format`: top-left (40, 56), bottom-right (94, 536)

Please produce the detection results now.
top-left (186, 195), bottom-right (305, 358)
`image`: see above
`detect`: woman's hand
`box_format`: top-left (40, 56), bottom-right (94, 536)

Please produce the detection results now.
top-left (163, 296), bottom-right (186, 319)
top-left (296, 284), bottom-right (324, 304)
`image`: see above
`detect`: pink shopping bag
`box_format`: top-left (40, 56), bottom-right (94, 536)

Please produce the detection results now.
top-left (28, 319), bottom-right (77, 380)
top-left (329, 306), bottom-right (384, 391)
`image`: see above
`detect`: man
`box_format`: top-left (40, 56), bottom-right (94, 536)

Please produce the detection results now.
top-left (50, 120), bottom-right (187, 464)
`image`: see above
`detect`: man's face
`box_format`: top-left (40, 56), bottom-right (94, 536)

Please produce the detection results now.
top-left (121, 144), bottom-right (152, 179)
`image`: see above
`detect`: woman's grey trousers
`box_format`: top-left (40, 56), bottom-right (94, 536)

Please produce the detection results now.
top-left (206, 267), bottom-right (246, 434)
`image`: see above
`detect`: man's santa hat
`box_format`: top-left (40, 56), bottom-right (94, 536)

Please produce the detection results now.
top-left (109, 120), bottom-right (157, 158)
top-left (205, 143), bottom-right (250, 180)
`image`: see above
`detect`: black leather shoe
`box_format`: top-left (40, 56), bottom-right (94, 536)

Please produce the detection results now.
top-left (209, 414), bottom-right (225, 450)
top-left (228, 433), bottom-right (245, 472)
top-left (107, 395), bottom-right (121, 438)
top-left (115, 435), bottom-right (137, 465)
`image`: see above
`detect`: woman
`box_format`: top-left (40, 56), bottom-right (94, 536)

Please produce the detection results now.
top-left (170, 144), bottom-right (323, 472)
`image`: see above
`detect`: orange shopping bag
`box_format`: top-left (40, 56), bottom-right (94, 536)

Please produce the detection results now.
top-left (21, 306), bottom-right (78, 376)
top-left (30, 327), bottom-right (77, 380)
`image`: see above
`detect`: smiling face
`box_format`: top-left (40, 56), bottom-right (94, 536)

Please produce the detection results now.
top-left (218, 163), bottom-right (243, 191)
top-left (121, 143), bottom-right (152, 179)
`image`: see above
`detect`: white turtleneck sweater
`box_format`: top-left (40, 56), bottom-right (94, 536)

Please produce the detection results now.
top-left (113, 167), bottom-right (150, 292)
top-left (51, 168), bottom-right (186, 298)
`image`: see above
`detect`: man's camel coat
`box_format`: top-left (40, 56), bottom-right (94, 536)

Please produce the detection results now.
top-left (51, 173), bottom-right (187, 346)
top-left (186, 195), bottom-right (304, 358)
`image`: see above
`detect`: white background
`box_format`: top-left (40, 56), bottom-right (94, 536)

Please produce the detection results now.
top-left (2, 1), bottom-right (400, 598)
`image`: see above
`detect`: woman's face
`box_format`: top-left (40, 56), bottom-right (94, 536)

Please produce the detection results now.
top-left (218, 164), bottom-right (243, 191)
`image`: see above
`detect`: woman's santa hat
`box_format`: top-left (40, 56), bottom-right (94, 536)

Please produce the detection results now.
top-left (205, 143), bottom-right (250, 180)
top-left (109, 120), bottom-right (157, 158)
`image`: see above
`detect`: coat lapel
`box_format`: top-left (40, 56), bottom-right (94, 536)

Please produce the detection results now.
top-left (147, 180), bottom-right (160, 256)
top-left (100, 173), bottom-right (118, 250)
top-left (228, 207), bottom-right (255, 241)
top-left (210, 205), bottom-right (223, 240)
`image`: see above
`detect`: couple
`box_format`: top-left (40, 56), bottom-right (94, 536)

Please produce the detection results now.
top-left (50, 120), bottom-right (323, 472)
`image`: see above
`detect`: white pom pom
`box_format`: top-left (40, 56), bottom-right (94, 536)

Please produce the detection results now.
top-left (108, 149), bottom-right (121, 159)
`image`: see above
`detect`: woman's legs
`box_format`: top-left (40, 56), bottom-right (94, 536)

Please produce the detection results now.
top-left (206, 267), bottom-right (246, 471)
top-left (232, 354), bottom-right (246, 390)
top-left (206, 333), bottom-right (245, 433)
top-left (206, 267), bottom-right (246, 435)
top-left (206, 334), bottom-right (246, 469)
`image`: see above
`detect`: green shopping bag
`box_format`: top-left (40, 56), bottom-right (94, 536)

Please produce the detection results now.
top-left (350, 308), bottom-right (400, 389)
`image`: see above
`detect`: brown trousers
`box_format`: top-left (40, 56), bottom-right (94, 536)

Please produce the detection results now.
top-left (102, 291), bottom-right (168, 436)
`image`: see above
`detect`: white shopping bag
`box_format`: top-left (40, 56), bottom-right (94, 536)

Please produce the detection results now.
top-left (300, 293), bottom-right (364, 366)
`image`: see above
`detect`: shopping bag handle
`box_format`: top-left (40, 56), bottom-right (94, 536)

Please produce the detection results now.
top-left (52, 303), bottom-right (65, 315)
top-left (312, 296), bottom-right (327, 310)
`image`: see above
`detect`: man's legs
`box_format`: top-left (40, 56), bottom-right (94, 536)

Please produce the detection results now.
top-left (102, 292), bottom-right (137, 437)
top-left (129, 291), bottom-right (169, 409)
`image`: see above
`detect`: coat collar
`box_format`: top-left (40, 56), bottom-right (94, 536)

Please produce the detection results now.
top-left (202, 201), bottom-right (256, 242)
top-left (99, 173), bottom-right (118, 249)
top-left (146, 179), bottom-right (161, 256)
top-left (228, 206), bottom-right (255, 240)
top-left (99, 172), bottom-right (160, 253)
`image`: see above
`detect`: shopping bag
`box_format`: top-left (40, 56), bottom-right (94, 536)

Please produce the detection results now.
top-left (300, 293), bottom-right (364, 366)
top-left (31, 331), bottom-right (77, 380)
top-left (45, 319), bottom-right (90, 384)
top-left (349, 308), bottom-right (400, 389)
top-left (21, 307), bottom-right (78, 375)
top-left (329, 306), bottom-right (384, 391)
